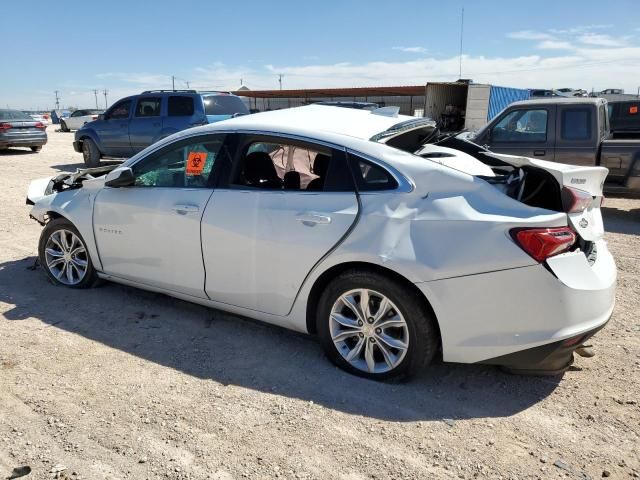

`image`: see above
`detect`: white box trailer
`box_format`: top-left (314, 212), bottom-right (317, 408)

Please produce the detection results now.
top-left (424, 82), bottom-right (530, 131)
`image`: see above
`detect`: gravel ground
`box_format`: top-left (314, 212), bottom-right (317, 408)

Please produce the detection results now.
top-left (0, 127), bottom-right (638, 480)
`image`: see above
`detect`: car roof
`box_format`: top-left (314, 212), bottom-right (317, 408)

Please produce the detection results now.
top-left (204, 105), bottom-right (417, 142)
top-left (511, 97), bottom-right (606, 107)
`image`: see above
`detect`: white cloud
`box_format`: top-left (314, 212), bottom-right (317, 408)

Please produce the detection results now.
top-left (508, 30), bottom-right (554, 41)
top-left (578, 33), bottom-right (627, 47)
top-left (392, 46), bottom-right (428, 53)
top-left (5, 24), bottom-right (640, 110)
top-left (536, 40), bottom-right (574, 50)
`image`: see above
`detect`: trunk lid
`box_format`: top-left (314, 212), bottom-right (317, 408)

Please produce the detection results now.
top-left (482, 151), bottom-right (608, 241)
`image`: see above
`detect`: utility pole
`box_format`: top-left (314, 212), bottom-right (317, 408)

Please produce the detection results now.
top-left (92, 89), bottom-right (99, 109)
top-left (172, 75), bottom-right (175, 90)
top-left (278, 74), bottom-right (284, 90)
top-left (54, 90), bottom-right (60, 110)
top-left (458, 7), bottom-right (464, 79)
top-left (103, 89), bottom-right (109, 109)
top-left (185, 81), bottom-right (190, 88)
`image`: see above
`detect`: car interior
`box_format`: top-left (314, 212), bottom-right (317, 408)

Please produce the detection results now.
top-left (234, 142), bottom-right (329, 191)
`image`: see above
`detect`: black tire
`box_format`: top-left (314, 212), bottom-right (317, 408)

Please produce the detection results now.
top-left (316, 270), bottom-right (439, 381)
top-left (38, 218), bottom-right (99, 289)
top-left (60, 120), bottom-right (69, 132)
top-left (30, 146), bottom-right (42, 152)
top-left (81, 138), bottom-right (101, 167)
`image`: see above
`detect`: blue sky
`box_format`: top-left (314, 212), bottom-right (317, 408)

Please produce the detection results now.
top-left (3, 0), bottom-right (640, 109)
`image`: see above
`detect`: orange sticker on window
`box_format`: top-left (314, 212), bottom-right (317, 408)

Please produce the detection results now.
top-left (630, 106), bottom-right (638, 115)
top-left (186, 151), bottom-right (207, 175)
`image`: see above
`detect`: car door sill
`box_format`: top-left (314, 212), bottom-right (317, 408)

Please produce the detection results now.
top-left (96, 272), bottom-right (304, 333)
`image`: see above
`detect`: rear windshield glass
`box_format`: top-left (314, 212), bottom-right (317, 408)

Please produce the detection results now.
top-left (0, 110), bottom-right (33, 121)
top-left (202, 95), bottom-right (249, 116)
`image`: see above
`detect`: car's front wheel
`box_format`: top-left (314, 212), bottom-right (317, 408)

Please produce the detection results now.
top-left (60, 120), bottom-right (69, 132)
top-left (316, 270), bottom-right (439, 381)
top-left (81, 138), bottom-right (101, 167)
top-left (30, 146), bottom-right (42, 152)
top-left (38, 218), bottom-right (99, 288)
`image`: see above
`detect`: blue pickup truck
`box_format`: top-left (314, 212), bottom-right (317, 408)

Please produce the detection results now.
top-left (74, 90), bottom-right (249, 166)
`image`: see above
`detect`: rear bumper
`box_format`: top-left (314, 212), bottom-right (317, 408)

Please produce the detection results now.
top-left (73, 140), bottom-right (82, 153)
top-left (0, 133), bottom-right (47, 148)
top-left (478, 320), bottom-right (608, 375)
top-left (416, 239), bottom-right (616, 368)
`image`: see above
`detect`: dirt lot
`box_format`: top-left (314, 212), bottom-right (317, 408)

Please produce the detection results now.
top-left (0, 127), bottom-right (639, 480)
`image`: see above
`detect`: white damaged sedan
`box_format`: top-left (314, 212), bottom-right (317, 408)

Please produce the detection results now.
top-left (27, 105), bottom-right (616, 381)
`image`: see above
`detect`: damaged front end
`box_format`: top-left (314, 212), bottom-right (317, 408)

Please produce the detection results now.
top-left (26, 165), bottom-right (117, 206)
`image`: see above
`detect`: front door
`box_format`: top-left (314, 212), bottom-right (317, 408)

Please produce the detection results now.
top-left (93, 133), bottom-right (230, 297)
top-left (488, 106), bottom-right (556, 161)
top-left (201, 134), bottom-right (358, 316)
top-left (129, 96), bottom-right (162, 153)
top-left (99, 98), bottom-right (133, 157)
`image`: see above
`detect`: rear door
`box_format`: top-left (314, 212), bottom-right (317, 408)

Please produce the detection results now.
top-left (129, 96), bottom-right (162, 152)
top-left (162, 95), bottom-right (206, 136)
top-left (201, 133), bottom-right (358, 316)
top-left (553, 104), bottom-right (599, 167)
top-left (98, 98), bottom-right (133, 157)
top-left (487, 106), bottom-right (556, 160)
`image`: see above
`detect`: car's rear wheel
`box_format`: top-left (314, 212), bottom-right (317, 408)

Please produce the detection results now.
top-left (60, 120), bottom-right (69, 132)
top-left (30, 146), bottom-right (42, 152)
top-left (316, 270), bottom-right (439, 381)
top-left (38, 218), bottom-right (99, 289)
top-left (81, 138), bottom-right (101, 167)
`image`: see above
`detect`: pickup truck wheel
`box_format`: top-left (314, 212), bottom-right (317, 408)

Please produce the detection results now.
top-left (60, 121), bottom-right (69, 132)
top-left (38, 218), bottom-right (99, 289)
top-left (82, 138), bottom-right (101, 167)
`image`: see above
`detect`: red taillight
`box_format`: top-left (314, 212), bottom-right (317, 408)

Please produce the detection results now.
top-left (0, 122), bottom-right (12, 131)
top-left (34, 122), bottom-right (46, 129)
top-left (511, 227), bottom-right (576, 262)
top-left (562, 186), bottom-right (592, 213)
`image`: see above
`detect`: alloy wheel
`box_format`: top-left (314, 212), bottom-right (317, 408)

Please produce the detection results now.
top-left (44, 229), bottom-right (89, 285)
top-left (329, 289), bottom-right (409, 374)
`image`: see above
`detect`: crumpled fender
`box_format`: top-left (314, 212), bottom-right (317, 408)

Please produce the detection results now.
top-left (30, 180), bottom-right (104, 271)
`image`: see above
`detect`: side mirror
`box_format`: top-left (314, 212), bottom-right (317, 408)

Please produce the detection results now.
top-left (105, 167), bottom-right (134, 187)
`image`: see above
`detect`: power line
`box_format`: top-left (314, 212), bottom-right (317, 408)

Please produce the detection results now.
top-left (458, 7), bottom-right (464, 79)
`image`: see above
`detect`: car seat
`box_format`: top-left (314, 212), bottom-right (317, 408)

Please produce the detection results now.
top-left (243, 152), bottom-right (283, 189)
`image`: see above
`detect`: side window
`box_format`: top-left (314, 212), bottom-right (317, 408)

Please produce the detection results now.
top-left (561, 108), bottom-right (591, 141)
top-left (107, 100), bottom-right (131, 120)
top-left (135, 97), bottom-right (161, 117)
top-left (348, 154), bottom-right (398, 191)
top-left (71, 111), bottom-right (82, 117)
top-left (229, 138), bottom-right (353, 192)
top-left (491, 109), bottom-right (548, 142)
top-left (168, 96), bottom-right (195, 116)
top-left (132, 134), bottom-right (228, 188)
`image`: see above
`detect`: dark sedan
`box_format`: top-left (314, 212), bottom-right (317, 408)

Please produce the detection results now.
top-left (0, 109), bottom-right (48, 152)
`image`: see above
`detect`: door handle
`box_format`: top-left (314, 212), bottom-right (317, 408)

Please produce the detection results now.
top-left (296, 213), bottom-right (331, 225)
top-left (173, 204), bottom-right (200, 214)
top-left (533, 150), bottom-right (546, 156)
